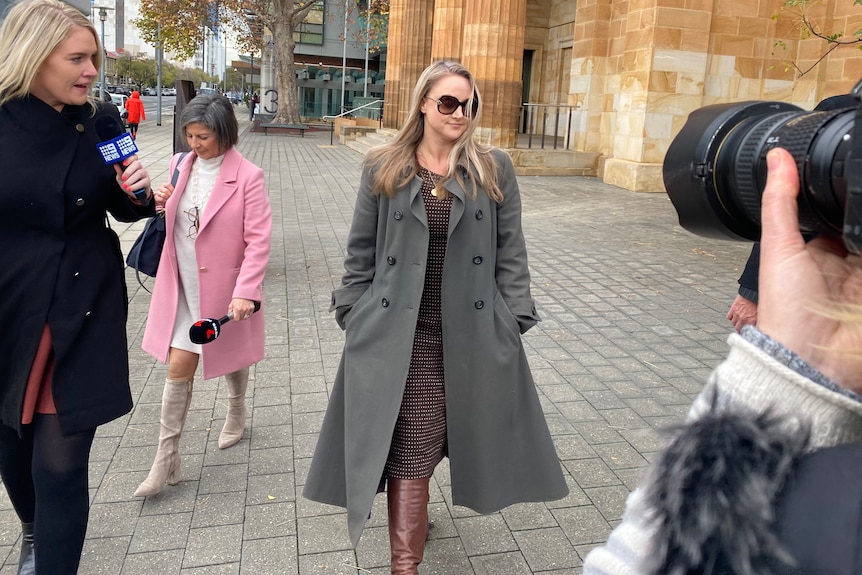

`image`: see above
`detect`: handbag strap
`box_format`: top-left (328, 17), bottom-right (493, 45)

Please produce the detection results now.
top-left (172, 152), bottom-right (189, 186)
top-left (133, 151), bottom-right (189, 292)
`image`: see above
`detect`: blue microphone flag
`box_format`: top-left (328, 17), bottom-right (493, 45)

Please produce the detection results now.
top-left (96, 132), bottom-right (139, 165)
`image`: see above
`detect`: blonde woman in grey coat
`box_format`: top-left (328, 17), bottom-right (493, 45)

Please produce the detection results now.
top-left (303, 61), bottom-right (568, 574)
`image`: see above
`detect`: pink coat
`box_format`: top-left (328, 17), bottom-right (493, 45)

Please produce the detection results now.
top-left (142, 147), bottom-right (272, 379)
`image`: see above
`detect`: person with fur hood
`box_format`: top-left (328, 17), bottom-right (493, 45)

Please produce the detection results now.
top-left (583, 146), bottom-right (862, 575)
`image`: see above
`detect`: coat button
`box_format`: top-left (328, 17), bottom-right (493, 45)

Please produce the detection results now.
top-left (84, 311), bottom-right (92, 317)
top-left (475, 210), bottom-right (484, 220)
top-left (387, 256), bottom-right (396, 265)
top-left (74, 271), bottom-right (80, 277)
top-left (393, 210), bottom-right (403, 220)
top-left (472, 255), bottom-right (483, 265)
top-left (381, 298), bottom-right (390, 307)
top-left (199, 266), bottom-right (208, 272)
top-left (75, 198), bottom-right (85, 206)
top-left (75, 124), bottom-right (85, 133)
top-left (474, 300), bottom-right (484, 309)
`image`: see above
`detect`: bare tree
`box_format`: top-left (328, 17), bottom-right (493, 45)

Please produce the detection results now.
top-left (136, 0), bottom-right (319, 122)
top-left (773, 0), bottom-right (862, 77)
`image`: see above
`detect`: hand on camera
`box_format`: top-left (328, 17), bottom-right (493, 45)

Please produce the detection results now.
top-left (757, 147), bottom-right (862, 393)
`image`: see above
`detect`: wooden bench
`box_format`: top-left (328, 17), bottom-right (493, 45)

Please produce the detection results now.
top-left (260, 123), bottom-right (309, 137)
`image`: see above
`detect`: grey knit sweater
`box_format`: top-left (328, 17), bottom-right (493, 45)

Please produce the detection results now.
top-left (582, 327), bottom-right (862, 574)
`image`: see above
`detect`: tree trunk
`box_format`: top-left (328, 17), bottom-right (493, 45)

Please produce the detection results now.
top-left (268, 4), bottom-right (317, 124)
top-left (271, 19), bottom-right (301, 123)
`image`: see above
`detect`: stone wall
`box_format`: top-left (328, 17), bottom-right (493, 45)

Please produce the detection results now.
top-left (385, 0), bottom-right (862, 191)
top-left (565, 0), bottom-right (862, 190)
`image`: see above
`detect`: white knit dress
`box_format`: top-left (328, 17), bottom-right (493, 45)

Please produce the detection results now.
top-left (170, 153), bottom-right (225, 354)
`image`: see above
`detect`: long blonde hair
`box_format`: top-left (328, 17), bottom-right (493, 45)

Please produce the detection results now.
top-left (366, 60), bottom-right (503, 202)
top-left (0, 0), bottom-right (101, 107)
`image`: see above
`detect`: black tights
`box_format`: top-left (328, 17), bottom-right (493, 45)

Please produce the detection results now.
top-left (0, 415), bottom-right (95, 575)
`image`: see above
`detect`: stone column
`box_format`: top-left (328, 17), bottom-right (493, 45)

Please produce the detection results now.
top-left (461, 0), bottom-right (527, 148)
top-left (602, 0), bottom-right (712, 191)
top-left (431, 0), bottom-right (464, 61)
top-left (261, 33), bottom-right (277, 117)
top-left (383, 0), bottom-right (435, 129)
top-left (569, 0), bottom-right (713, 191)
top-left (569, 0), bottom-right (612, 154)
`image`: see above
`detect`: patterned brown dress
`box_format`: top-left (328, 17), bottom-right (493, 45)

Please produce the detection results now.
top-left (384, 167), bottom-right (452, 480)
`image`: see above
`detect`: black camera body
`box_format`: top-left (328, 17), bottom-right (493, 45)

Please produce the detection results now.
top-left (663, 81), bottom-right (862, 254)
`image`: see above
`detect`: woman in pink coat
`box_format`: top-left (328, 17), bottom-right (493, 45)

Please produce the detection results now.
top-left (135, 94), bottom-right (272, 497)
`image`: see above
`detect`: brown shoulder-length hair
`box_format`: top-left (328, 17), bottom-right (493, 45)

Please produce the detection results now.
top-left (364, 60), bottom-right (503, 202)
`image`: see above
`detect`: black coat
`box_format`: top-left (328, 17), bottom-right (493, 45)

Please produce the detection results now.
top-left (0, 96), bottom-right (151, 435)
top-left (769, 443), bottom-right (862, 575)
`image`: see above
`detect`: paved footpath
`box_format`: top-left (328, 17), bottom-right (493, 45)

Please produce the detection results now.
top-left (0, 107), bottom-right (753, 574)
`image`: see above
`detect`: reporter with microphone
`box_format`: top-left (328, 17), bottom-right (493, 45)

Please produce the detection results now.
top-left (136, 93), bottom-right (271, 497)
top-left (0, 1), bottom-right (154, 573)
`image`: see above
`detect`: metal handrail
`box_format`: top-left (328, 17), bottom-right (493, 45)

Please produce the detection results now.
top-left (322, 99), bottom-right (383, 121)
top-left (323, 99), bottom-right (384, 145)
top-left (519, 103), bottom-right (579, 150)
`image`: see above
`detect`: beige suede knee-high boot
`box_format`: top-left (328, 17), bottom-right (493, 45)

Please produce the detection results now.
top-left (218, 367), bottom-right (248, 449)
top-left (134, 378), bottom-right (193, 497)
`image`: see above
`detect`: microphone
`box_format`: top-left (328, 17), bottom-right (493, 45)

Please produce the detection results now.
top-left (189, 301), bottom-right (261, 344)
top-left (94, 115), bottom-right (149, 206)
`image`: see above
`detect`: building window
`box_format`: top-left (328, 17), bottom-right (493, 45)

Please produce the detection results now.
top-left (294, 1), bottom-right (324, 45)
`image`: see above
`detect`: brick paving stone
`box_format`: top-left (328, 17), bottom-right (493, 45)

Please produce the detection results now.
top-left (0, 103), bottom-right (755, 573)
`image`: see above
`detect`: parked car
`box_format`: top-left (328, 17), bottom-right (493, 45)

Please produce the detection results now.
top-left (109, 93), bottom-right (129, 128)
top-left (146, 87), bottom-right (158, 96)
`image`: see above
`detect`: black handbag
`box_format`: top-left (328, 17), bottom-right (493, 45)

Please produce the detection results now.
top-left (126, 152), bottom-right (187, 291)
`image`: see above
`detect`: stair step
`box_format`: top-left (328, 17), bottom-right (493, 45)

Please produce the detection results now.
top-left (342, 130), bottom-right (600, 178)
top-left (343, 128), bottom-right (396, 156)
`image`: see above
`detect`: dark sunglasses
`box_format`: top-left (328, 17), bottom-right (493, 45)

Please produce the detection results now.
top-left (425, 94), bottom-right (479, 117)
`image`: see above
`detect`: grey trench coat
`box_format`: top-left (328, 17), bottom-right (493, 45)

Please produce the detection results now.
top-left (303, 149), bottom-right (568, 545)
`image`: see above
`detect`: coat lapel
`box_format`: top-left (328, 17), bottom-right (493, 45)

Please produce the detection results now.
top-left (442, 170), bottom-right (467, 237)
top-left (199, 147), bottom-right (241, 233)
top-left (164, 152), bottom-right (193, 242)
top-left (407, 176), bottom-right (428, 230)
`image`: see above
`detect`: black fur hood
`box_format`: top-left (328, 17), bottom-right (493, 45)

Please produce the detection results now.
top-left (642, 393), bottom-right (810, 575)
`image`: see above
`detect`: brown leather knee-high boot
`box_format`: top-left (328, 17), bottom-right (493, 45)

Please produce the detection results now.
top-left (387, 477), bottom-right (431, 575)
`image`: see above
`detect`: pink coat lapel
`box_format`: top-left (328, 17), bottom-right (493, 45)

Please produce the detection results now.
top-left (199, 147), bottom-right (242, 233)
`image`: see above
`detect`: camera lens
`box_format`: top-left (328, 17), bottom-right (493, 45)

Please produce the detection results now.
top-left (662, 100), bottom-right (853, 241)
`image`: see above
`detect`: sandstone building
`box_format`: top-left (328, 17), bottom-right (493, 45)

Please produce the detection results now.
top-left (383, 0), bottom-right (862, 191)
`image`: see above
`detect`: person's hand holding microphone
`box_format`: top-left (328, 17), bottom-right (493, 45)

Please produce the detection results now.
top-left (95, 115), bottom-right (152, 205)
top-left (115, 155), bottom-right (151, 203)
top-left (229, 298), bottom-right (257, 321)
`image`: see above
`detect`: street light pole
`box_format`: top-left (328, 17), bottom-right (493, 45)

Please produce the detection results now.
top-left (99, 7), bottom-right (107, 101)
top-left (340, 0), bottom-right (348, 112)
top-left (363, 0), bottom-right (370, 98)
top-left (156, 22), bottom-right (163, 125)
top-left (235, 67), bottom-right (243, 95)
